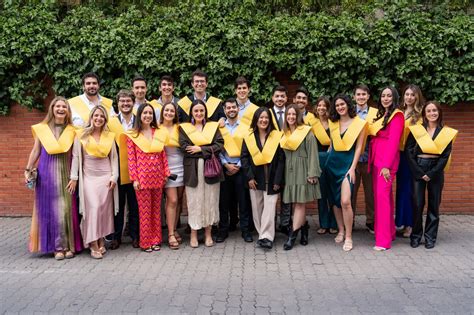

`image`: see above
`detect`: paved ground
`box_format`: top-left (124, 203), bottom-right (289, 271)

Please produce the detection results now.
top-left (0, 215), bottom-right (473, 314)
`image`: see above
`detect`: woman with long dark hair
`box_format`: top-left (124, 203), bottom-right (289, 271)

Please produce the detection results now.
top-left (312, 96), bottom-right (338, 235)
top-left (396, 85), bottom-right (424, 238)
top-left (179, 99), bottom-right (224, 248)
top-left (326, 94), bottom-right (367, 251)
top-left (69, 105), bottom-right (118, 259)
top-left (368, 87), bottom-right (404, 251)
top-left (124, 103), bottom-right (170, 252)
top-left (241, 107), bottom-right (285, 250)
top-left (281, 104), bottom-right (320, 250)
top-left (406, 101), bottom-right (457, 249)
top-left (26, 97), bottom-right (82, 260)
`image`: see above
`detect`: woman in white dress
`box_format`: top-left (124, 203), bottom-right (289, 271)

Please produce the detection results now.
top-left (160, 103), bottom-right (185, 249)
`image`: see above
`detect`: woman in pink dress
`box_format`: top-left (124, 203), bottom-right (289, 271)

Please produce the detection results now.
top-left (69, 105), bottom-right (118, 259)
top-left (368, 87), bottom-right (404, 251)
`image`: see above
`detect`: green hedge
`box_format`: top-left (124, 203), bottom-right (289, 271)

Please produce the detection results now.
top-left (0, 1), bottom-right (472, 115)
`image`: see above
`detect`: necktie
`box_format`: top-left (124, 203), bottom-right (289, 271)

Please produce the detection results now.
top-left (278, 110), bottom-right (283, 129)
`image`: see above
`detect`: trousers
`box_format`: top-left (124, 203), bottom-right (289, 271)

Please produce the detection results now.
top-left (250, 188), bottom-right (278, 241)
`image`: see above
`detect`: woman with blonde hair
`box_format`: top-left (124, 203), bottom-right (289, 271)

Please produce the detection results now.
top-left (396, 84), bottom-right (424, 238)
top-left (26, 96), bottom-right (82, 260)
top-left (68, 105), bottom-right (118, 259)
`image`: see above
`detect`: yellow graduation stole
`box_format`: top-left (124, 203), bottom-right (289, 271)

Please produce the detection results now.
top-left (31, 123), bottom-right (76, 154)
top-left (400, 118), bottom-right (422, 151)
top-left (280, 125), bottom-right (311, 151)
top-left (239, 103), bottom-right (259, 127)
top-left (78, 131), bottom-right (116, 158)
top-left (118, 128), bottom-right (169, 184)
top-left (368, 109), bottom-right (403, 136)
top-left (244, 130), bottom-right (283, 166)
top-left (132, 100), bottom-right (162, 115)
top-left (165, 125), bottom-right (180, 147)
top-left (365, 106), bottom-right (378, 123)
top-left (409, 125), bottom-right (458, 171)
top-left (180, 121), bottom-right (219, 146)
top-left (107, 116), bottom-right (127, 145)
top-left (178, 96), bottom-right (222, 118)
top-left (220, 124), bottom-right (244, 158)
top-left (68, 96), bottom-right (113, 123)
top-left (304, 113), bottom-right (330, 146)
top-left (329, 116), bottom-right (367, 152)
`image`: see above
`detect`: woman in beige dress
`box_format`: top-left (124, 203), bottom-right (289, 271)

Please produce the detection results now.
top-left (68, 105), bottom-right (118, 259)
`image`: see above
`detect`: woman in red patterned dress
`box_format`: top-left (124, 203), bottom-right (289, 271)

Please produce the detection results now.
top-left (126, 103), bottom-right (170, 252)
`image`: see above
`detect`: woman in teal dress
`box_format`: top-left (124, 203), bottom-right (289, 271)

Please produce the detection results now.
top-left (281, 104), bottom-right (321, 250)
top-left (313, 96), bottom-right (338, 235)
top-left (325, 94), bottom-right (367, 251)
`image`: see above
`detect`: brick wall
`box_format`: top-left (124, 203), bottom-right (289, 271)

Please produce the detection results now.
top-left (1, 98), bottom-right (473, 216)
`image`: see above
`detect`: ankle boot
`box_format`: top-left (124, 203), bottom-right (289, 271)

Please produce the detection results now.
top-left (283, 227), bottom-right (300, 250)
top-left (300, 221), bottom-right (309, 246)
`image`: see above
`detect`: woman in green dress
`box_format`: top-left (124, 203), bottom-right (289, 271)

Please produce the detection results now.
top-left (281, 104), bottom-right (321, 250)
top-left (326, 95), bottom-right (367, 251)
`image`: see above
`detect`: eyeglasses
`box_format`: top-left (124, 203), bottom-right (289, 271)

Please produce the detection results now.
top-left (193, 80), bottom-right (206, 84)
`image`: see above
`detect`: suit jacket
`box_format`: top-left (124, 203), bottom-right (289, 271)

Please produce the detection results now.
top-left (269, 106), bottom-right (285, 131)
top-left (179, 126), bottom-right (225, 187)
top-left (178, 94), bottom-right (225, 123)
top-left (241, 132), bottom-right (285, 195)
top-left (368, 112), bottom-right (404, 172)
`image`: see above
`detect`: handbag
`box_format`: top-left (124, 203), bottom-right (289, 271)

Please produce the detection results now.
top-left (204, 148), bottom-right (222, 179)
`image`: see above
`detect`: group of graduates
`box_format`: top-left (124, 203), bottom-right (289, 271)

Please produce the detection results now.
top-left (24, 70), bottom-right (458, 260)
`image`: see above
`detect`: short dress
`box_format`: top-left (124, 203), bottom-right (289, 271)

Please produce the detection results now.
top-left (325, 130), bottom-right (355, 209)
top-left (282, 133), bottom-right (321, 203)
top-left (164, 146), bottom-right (184, 188)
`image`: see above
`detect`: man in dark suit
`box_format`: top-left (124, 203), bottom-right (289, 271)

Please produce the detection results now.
top-left (268, 85), bottom-right (292, 235)
top-left (177, 69), bottom-right (225, 124)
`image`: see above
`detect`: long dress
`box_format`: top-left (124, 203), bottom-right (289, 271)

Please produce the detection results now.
top-left (29, 146), bottom-right (82, 254)
top-left (80, 152), bottom-right (115, 246)
top-left (317, 131), bottom-right (337, 229)
top-left (282, 133), bottom-right (321, 203)
top-left (325, 130), bottom-right (355, 209)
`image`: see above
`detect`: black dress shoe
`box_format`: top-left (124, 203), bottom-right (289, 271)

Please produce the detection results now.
top-left (109, 240), bottom-right (121, 250)
top-left (410, 239), bottom-right (420, 248)
top-left (242, 232), bottom-right (253, 243)
top-left (132, 239), bottom-right (140, 248)
top-left (366, 223), bottom-right (375, 234)
top-left (425, 241), bottom-right (435, 249)
top-left (256, 239), bottom-right (263, 247)
top-left (215, 232), bottom-right (229, 243)
top-left (259, 238), bottom-right (273, 249)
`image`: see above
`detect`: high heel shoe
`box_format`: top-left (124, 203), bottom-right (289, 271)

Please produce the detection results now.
top-left (300, 221), bottom-right (309, 246)
top-left (283, 227), bottom-right (300, 250)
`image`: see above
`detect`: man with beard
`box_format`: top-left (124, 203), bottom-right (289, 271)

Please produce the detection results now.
top-left (177, 69), bottom-right (225, 124)
top-left (217, 98), bottom-right (253, 243)
top-left (268, 85), bottom-right (292, 235)
top-left (132, 75), bottom-right (148, 107)
top-left (106, 90), bottom-right (140, 249)
top-left (69, 72), bottom-right (114, 127)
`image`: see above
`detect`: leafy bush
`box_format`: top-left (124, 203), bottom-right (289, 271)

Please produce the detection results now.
top-left (0, 1), bottom-right (472, 115)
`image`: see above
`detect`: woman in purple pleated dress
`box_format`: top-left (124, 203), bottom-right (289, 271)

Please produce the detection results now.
top-left (25, 97), bottom-right (83, 260)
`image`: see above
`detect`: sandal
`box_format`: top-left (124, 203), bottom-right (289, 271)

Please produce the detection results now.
top-left (142, 247), bottom-right (153, 253)
top-left (334, 233), bottom-right (345, 243)
top-left (174, 231), bottom-right (183, 244)
top-left (99, 246), bottom-right (107, 255)
top-left (317, 228), bottom-right (328, 235)
top-left (373, 246), bottom-right (387, 251)
top-left (329, 228), bottom-right (338, 234)
top-left (64, 250), bottom-right (74, 259)
top-left (402, 227), bottom-right (412, 238)
top-left (152, 244), bottom-right (161, 251)
top-left (205, 238), bottom-right (214, 247)
top-left (343, 239), bottom-right (353, 252)
top-left (190, 237), bottom-right (199, 248)
top-left (168, 234), bottom-right (180, 250)
top-left (54, 251), bottom-right (65, 261)
top-left (90, 250), bottom-right (103, 259)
